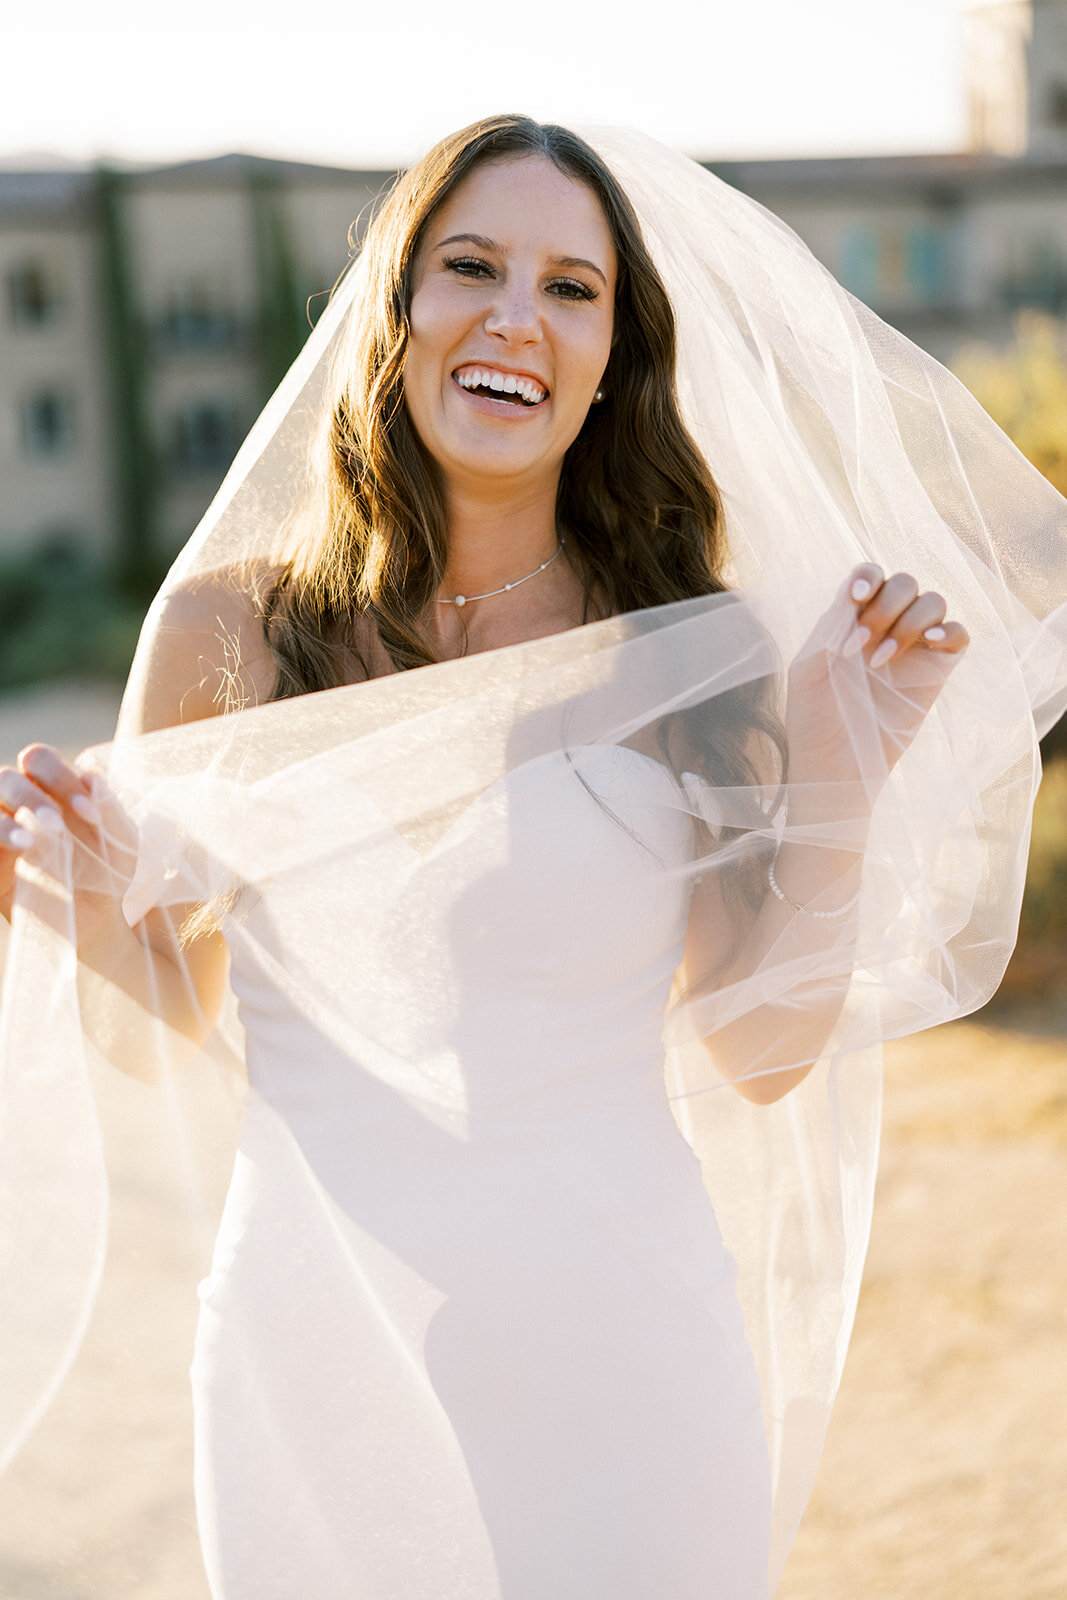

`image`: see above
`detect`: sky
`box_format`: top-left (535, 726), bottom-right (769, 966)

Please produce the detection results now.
top-left (3, 0), bottom-right (979, 170)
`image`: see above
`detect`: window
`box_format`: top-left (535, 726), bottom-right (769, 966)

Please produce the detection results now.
top-left (20, 391), bottom-right (74, 456)
top-left (1002, 237), bottom-right (1067, 312)
top-left (161, 280), bottom-right (238, 350)
top-left (838, 227), bottom-right (881, 304)
top-left (840, 224), bottom-right (951, 309)
top-left (169, 401), bottom-right (240, 474)
top-left (8, 261), bottom-right (61, 328)
top-left (905, 225), bottom-right (950, 306)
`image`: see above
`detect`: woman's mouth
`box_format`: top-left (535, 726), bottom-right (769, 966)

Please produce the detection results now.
top-left (452, 365), bottom-right (548, 408)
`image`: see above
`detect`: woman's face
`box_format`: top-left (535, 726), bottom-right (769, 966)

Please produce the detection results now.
top-left (404, 155), bottom-right (617, 495)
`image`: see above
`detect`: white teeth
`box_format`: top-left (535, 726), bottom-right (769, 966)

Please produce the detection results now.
top-left (453, 367), bottom-right (547, 404)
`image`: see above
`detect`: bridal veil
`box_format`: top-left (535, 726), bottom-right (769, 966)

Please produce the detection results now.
top-left (2, 126), bottom-right (1066, 1589)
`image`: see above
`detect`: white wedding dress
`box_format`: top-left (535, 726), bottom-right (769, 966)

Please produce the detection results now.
top-left (191, 744), bottom-right (772, 1600)
top-left (5, 125), bottom-right (1067, 1600)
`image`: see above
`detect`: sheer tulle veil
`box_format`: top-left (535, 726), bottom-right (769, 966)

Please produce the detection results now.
top-left (2, 124), bottom-right (1067, 1588)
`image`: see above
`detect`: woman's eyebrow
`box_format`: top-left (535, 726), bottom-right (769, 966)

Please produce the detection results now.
top-left (434, 234), bottom-right (608, 286)
top-left (551, 255), bottom-right (608, 286)
top-left (434, 232), bottom-right (499, 253)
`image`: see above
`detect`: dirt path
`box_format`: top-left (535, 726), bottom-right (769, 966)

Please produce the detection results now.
top-left (781, 1013), bottom-right (1067, 1600)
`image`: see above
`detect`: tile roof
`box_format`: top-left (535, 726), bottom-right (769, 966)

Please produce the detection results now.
top-left (0, 168), bottom-right (97, 220)
top-left (3, 147), bottom-right (1067, 223)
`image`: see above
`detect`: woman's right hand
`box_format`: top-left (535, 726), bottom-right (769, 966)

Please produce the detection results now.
top-left (0, 744), bottom-right (100, 921)
top-left (1, 741), bottom-right (228, 1068)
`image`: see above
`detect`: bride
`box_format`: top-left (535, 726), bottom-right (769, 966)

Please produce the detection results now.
top-left (0, 116), bottom-right (1061, 1599)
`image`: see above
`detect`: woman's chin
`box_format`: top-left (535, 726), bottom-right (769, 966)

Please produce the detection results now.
top-left (437, 437), bottom-right (560, 491)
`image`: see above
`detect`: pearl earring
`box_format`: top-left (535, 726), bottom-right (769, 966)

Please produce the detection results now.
top-left (593, 388), bottom-right (605, 403)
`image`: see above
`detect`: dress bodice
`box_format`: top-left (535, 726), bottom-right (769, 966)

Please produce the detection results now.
top-left (227, 745), bottom-right (698, 1127)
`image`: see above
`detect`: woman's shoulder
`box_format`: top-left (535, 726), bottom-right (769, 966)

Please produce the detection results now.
top-left (118, 561), bottom-right (281, 737)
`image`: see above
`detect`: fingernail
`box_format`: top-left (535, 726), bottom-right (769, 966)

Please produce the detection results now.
top-left (15, 804), bottom-right (64, 834)
top-left (842, 625), bottom-right (871, 658)
top-left (9, 827), bottom-right (35, 851)
top-left (923, 626), bottom-right (947, 643)
top-left (70, 794), bottom-right (101, 825)
top-left (870, 638), bottom-right (898, 670)
top-left (850, 578), bottom-right (872, 602)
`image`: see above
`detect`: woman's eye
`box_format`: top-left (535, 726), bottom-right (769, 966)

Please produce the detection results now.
top-left (443, 256), bottom-right (494, 279)
top-left (548, 278), bottom-right (598, 303)
top-left (440, 258), bottom-right (596, 302)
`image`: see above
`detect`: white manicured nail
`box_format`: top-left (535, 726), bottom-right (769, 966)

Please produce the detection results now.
top-left (850, 578), bottom-right (872, 602)
top-left (870, 638), bottom-right (898, 670)
top-left (15, 804), bottom-right (63, 834)
top-left (8, 827), bottom-right (34, 851)
top-left (70, 794), bottom-right (101, 825)
top-left (923, 626), bottom-right (947, 643)
top-left (842, 625), bottom-right (871, 658)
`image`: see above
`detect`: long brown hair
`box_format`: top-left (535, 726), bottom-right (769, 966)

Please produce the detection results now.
top-left (260, 114), bottom-right (785, 916)
top-left (261, 113), bottom-right (735, 684)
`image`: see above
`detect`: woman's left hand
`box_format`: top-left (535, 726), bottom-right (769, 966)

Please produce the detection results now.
top-left (786, 564), bottom-right (970, 789)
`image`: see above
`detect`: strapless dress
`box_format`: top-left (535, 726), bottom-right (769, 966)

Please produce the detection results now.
top-left (191, 744), bottom-right (772, 1599)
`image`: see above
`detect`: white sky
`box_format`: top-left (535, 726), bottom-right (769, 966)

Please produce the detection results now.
top-left (3, 0), bottom-right (977, 170)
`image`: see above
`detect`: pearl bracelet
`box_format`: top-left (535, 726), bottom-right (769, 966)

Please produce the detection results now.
top-left (767, 855), bottom-right (861, 920)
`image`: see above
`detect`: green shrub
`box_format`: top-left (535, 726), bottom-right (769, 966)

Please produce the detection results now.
top-left (952, 314), bottom-right (1067, 758)
top-left (953, 311), bottom-right (1067, 497)
top-left (1019, 756), bottom-right (1067, 945)
top-left (0, 546), bottom-right (145, 692)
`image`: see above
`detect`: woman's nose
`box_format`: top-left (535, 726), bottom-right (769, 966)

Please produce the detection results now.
top-left (484, 278), bottom-right (543, 344)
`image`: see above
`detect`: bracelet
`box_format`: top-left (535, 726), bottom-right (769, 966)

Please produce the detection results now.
top-left (767, 855), bottom-right (861, 920)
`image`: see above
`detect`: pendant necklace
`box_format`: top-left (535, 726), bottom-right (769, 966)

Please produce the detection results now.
top-left (435, 538), bottom-right (565, 608)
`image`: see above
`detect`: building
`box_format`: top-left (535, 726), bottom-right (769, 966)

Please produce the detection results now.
top-left (0, 158), bottom-right (384, 580)
top-left (714, 1), bottom-right (1067, 364)
top-left (2, 0), bottom-right (1067, 576)
top-left (0, 171), bottom-right (116, 563)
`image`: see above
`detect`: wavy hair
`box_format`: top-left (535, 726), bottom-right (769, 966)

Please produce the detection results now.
top-left (261, 113), bottom-right (735, 675)
top-left (259, 114), bottom-right (786, 916)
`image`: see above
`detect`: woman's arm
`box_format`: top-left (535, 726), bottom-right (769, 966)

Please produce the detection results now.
top-left (0, 570), bottom-right (275, 1077)
top-left (680, 564), bottom-right (969, 1105)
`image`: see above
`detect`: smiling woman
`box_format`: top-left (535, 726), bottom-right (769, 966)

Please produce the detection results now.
top-left (1, 114), bottom-right (1066, 1600)
top-left (405, 161), bottom-right (614, 487)
top-left (401, 159), bottom-right (614, 635)
top-left (255, 120), bottom-right (732, 690)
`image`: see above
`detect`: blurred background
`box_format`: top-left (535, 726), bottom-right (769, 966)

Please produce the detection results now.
top-left (2, 0), bottom-right (1063, 979)
top-left (0, 2), bottom-right (1064, 1598)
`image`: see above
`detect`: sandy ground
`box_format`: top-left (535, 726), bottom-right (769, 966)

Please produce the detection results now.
top-left (0, 685), bottom-right (1064, 1599)
top-left (780, 1010), bottom-right (1067, 1600)
top-left (0, 681), bottom-right (122, 766)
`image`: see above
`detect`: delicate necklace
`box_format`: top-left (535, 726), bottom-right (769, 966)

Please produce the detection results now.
top-left (435, 538), bottom-right (565, 608)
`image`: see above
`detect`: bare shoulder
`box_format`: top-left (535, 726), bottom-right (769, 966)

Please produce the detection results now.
top-left (118, 563), bottom-right (281, 737)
